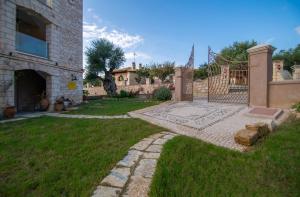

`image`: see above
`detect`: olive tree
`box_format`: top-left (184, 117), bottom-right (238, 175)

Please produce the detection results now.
top-left (85, 39), bottom-right (125, 96)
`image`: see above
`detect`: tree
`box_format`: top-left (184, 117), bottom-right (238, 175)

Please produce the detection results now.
top-left (217, 40), bottom-right (257, 68)
top-left (273, 44), bottom-right (300, 73)
top-left (135, 66), bottom-right (151, 84)
top-left (135, 61), bottom-right (175, 84)
top-left (194, 63), bottom-right (208, 80)
top-left (150, 62), bottom-right (175, 82)
top-left (85, 39), bottom-right (125, 96)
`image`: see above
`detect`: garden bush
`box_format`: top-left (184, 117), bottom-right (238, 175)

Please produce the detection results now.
top-left (119, 90), bottom-right (129, 98)
top-left (153, 87), bottom-right (172, 101)
top-left (292, 102), bottom-right (300, 112)
top-left (115, 90), bottom-right (139, 98)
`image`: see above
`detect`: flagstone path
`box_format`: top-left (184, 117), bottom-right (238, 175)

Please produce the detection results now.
top-left (91, 131), bottom-right (178, 197)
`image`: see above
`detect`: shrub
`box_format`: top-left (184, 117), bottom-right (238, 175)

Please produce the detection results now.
top-left (119, 90), bottom-right (129, 98)
top-left (292, 102), bottom-right (300, 112)
top-left (153, 87), bottom-right (172, 101)
top-left (117, 90), bottom-right (138, 98)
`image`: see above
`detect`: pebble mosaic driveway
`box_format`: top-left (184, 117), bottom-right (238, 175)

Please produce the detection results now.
top-left (129, 100), bottom-right (274, 151)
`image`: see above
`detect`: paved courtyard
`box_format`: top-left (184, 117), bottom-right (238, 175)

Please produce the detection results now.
top-left (129, 99), bottom-right (277, 151)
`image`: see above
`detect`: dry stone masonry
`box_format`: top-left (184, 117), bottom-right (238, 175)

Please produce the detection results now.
top-left (0, 0), bottom-right (83, 113)
top-left (92, 131), bottom-right (178, 197)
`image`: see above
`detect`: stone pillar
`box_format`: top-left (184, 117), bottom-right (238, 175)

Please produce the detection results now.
top-left (46, 23), bottom-right (59, 61)
top-left (272, 60), bottom-right (284, 81)
top-left (46, 75), bottom-right (60, 111)
top-left (247, 44), bottom-right (275, 107)
top-left (175, 68), bottom-right (183, 101)
top-left (175, 67), bottom-right (193, 102)
top-left (0, 69), bottom-right (14, 110)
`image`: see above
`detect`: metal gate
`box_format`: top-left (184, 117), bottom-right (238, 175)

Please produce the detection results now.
top-left (207, 47), bottom-right (249, 104)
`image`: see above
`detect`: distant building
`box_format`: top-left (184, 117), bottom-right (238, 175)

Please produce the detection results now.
top-left (0, 0), bottom-right (83, 112)
top-left (292, 65), bottom-right (300, 80)
top-left (272, 60), bottom-right (292, 81)
top-left (113, 63), bottom-right (139, 86)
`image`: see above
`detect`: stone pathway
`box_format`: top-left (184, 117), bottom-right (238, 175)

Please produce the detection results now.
top-left (92, 131), bottom-right (178, 197)
top-left (129, 100), bottom-right (279, 151)
top-left (0, 112), bottom-right (131, 123)
top-left (45, 113), bottom-right (130, 119)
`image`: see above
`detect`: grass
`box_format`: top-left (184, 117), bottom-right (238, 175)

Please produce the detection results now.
top-left (150, 118), bottom-right (300, 197)
top-left (66, 98), bottom-right (161, 115)
top-left (0, 116), bottom-right (165, 197)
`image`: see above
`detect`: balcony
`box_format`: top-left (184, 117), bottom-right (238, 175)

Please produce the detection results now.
top-left (15, 32), bottom-right (48, 59)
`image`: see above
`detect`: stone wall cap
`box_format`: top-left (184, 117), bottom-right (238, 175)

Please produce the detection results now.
top-left (247, 44), bottom-right (276, 53)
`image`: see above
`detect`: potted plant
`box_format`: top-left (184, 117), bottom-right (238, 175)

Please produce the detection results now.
top-left (1, 79), bottom-right (16, 119)
top-left (3, 105), bottom-right (16, 119)
top-left (40, 91), bottom-right (49, 111)
top-left (54, 97), bottom-right (64, 112)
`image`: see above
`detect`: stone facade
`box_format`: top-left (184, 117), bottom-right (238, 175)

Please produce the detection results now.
top-left (113, 67), bottom-right (139, 86)
top-left (0, 0), bottom-right (83, 113)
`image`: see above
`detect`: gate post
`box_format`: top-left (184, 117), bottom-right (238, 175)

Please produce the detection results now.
top-left (175, 68), bottom-right (183, 101)
top-left (247, 44), bottom-right (275, 107)
top-left (175, 67), bottom-right (193, 102)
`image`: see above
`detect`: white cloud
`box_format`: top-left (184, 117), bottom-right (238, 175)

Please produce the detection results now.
top-left (295, 26), bottom-right (300, 35)
top-left (83, 22), bottom-right (143, 48)
top-left (125, 52), bottom-right (151, 60)
top-left (87, 8), bottom-right (94, 12)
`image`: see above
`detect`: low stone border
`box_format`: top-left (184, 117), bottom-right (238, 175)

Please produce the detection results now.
top-left (0, 117), bottom-right (27, 124)
top-left (91, 131), bottom-right (178, 197)
top-left (45, 113), bottom-right (131, 119)
top-left (0, 112), bottom-right (131, 124)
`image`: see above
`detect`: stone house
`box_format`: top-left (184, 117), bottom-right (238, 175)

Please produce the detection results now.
top-left (113, 63), bottom-right (139, 86)
top-left (0, 0), bottom-right (83, 113)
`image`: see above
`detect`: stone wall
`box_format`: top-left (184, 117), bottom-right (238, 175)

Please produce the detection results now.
top-left (0, 0), bottom-right (83, 112)
top-left (268, 80), bottom-right (300, 108)
top-left (193, 79), bottom-right (208, 98)
top-left (85, 83), bottom-right (172, 96)
top-left (85, 80), bottom-right (208, 99)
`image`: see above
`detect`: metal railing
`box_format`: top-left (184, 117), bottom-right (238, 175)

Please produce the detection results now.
top-left (15, 32), bottom-right (49, 59)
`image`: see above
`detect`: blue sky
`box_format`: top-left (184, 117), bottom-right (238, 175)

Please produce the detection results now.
top-left (83, 0), bottom-right (300, 67)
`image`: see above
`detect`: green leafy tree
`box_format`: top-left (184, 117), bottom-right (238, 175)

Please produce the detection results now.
top-left (273, 44), bottom-right (300, 73)
top-left (150, 62), bottom-right (175, 82)
top-left (194, 63), bottom-right (208, 80)
top-left (135, 66), bottom-right (151, 83)
top-left (136, 62), bottom-right (175, 83)
top-left (85, 39), bottom-right (125, 96)
top-left (217, 40), bottom-right (257, 68)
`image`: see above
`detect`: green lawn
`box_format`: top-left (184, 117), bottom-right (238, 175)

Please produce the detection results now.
top-left (66, 98), bottom-right (161, 115)
top-left (0, 117), bottom-right (164, 197)
top-left (150, 118), bottom-right (300, 197)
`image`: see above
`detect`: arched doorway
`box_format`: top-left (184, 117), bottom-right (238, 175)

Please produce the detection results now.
top-left (15, 70), bottom-right (47, 112)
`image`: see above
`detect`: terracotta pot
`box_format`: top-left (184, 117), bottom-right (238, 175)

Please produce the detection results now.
top-left (40, 98), bottom-right (49, 111)
top-left (3, 106), bottom-right (16, 119)
top-left (54, 103), bottom-right (64, 112)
